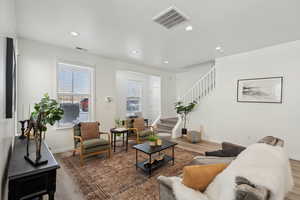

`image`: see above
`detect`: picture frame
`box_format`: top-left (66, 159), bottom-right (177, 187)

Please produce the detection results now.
top-left (237, 77), bottom-right (283, 103)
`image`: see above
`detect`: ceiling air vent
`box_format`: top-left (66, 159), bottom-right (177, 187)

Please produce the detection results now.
top-left (153, 6), bottom-right (189, 29)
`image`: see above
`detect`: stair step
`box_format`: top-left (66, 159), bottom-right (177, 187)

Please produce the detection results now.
top-left (156, 122), bottom-right (174, 129)
top-left (160, 117), bottom-right (177, 124)
top-left (155, 128), bottom-right (172, 134)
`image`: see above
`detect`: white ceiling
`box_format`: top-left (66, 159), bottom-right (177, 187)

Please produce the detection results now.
top-left (15, 0), bottom-right (300, 69)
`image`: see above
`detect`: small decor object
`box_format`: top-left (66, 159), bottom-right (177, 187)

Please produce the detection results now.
top-left (19, 120), bottom-right (28, 139)
top-left (105, 96), bottom-right (113, 103)
top-left (237, 77), bottom-right (283, 103)
top-left (24, 94), bottom-right (64, 166)
top-left (156, 138), bottom-right (163, 146)
top-left (174, 101), bottom-right (198, 135)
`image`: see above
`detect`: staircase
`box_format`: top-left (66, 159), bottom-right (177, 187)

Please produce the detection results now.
top-left (155, 117), bottom-right (178, 134)
top-left (153, 65), bottom-right (216, 138)
top-left (173, 65), bottom-right (217, 138)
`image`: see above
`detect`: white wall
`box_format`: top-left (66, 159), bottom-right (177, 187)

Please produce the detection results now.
top-left (116, 71), bottom-right (161, 123)
top-left (185, 40), bottom-right (300, 160)
top-left (0, 0), bottom-right (16, 38)
top-left (0, 0), bottom-right (16, 198)
top-left (176, 61), bottom-right (213, 98)
top-left (17, 38), bottom-right (177, 153)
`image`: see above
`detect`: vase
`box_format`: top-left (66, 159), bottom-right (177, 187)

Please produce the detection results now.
top-left (149, 141), bottom-right (156, 147)
top-left (156, 139), bottom-right (162, 146)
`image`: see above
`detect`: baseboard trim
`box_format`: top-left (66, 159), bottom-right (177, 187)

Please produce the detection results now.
top-left (49, 146), bottom-right (73, 154)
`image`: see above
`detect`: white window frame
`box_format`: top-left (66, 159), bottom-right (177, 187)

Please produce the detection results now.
top-left (56, 61), bottom-right (95, 128)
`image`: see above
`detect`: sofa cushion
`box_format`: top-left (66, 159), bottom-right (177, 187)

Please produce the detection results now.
top-left (205, 147), bottom-right (244, 157)
top-left (83, 138), bottom-right (109, 149)
top-left (182, 163), bottom-right (228, 192)
top-left (191, 156), bottom-right (235, 165)
top-left (222, 142), bottom-right (246, 152)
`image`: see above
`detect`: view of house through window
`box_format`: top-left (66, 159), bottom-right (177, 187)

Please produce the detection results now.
top-left (127, 80), bottom-right (142, 113)
top-left (57, 63), bottom-right (93, 127)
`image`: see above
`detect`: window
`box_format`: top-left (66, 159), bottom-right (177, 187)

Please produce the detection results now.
top-left (126, 80), bottom-right (142, 113)
top-left (57, 63), bottom-right (93, 127)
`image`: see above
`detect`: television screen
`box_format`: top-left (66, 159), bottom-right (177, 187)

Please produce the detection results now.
top-left (5, 37), bottom-right (16, 119)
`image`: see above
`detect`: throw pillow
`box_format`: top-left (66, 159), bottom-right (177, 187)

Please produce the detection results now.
top-left (182, 163), bottom-right (228, 192)
top-left (235, 177), bottom-right (270, 200)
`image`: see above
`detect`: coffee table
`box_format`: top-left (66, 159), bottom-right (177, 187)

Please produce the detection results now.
top-left (133, 140), bottom-right (177, 177)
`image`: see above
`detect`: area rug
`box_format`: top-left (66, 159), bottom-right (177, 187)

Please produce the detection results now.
top-left (57, 145), bottom-right (198, 200)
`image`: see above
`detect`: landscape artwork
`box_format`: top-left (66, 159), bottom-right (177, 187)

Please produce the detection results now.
top-left (237, 77), bottom-right (283, 103)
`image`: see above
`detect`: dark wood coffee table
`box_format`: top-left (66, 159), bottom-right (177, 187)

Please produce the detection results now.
top-left (133, 140), bottom-right (177, 177)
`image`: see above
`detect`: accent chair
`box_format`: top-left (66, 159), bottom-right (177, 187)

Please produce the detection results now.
top-left (126, 117), bottom-right (154, 144)
top-left (73, 122), bottom-right (111, 166)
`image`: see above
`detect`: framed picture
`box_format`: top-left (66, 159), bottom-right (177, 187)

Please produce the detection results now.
top-left (237, 77), bottom-right (283, 103)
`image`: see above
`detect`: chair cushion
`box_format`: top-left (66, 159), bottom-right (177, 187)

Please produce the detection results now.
top-left (182, 163), bottom-right (228, 192)
top-left (139, 129), bottom-right (153, 137)
top-left (83, 138), bottom-right (109, 149)
top-left (80, 122), bottom-right (99, 140)
top-left (83, 145), bottom-right (110, 154)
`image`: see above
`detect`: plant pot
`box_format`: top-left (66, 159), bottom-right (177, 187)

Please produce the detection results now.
top-left (149, 141), bottom-right (156, 147)
top-left (182, 128), bottom-right (187, 135)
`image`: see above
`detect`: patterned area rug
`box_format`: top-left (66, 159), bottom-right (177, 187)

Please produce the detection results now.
top-left (57, 145), bottom-right (198, 200)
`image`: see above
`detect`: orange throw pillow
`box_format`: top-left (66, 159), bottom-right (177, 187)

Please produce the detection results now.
top-left (182, 163), bottom-right (228, 192)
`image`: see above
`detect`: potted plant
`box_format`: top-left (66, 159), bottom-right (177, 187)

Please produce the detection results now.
top-left (174, 100), bottom-right (198, 135)
top-left (25, 94), bottom-right (64, 166)
top-left (148, 135), bottom-right (158, 147)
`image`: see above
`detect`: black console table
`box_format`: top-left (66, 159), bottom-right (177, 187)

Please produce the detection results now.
top-left (7, 137), bottom-right (60, 200)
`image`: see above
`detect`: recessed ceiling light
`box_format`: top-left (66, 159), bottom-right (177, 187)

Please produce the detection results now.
top-left (185, 25), bottom-right (193, 31)
top-left (216, 46), bottom-right (224, 53)
top-left (131, 50), bottom-right (139, 54)
top-left (215, 46), bottom-right (222, 51)
top-left (164, 61), bottom-right (169, 64)
top-left (70, 31), bottom-right (80, 37)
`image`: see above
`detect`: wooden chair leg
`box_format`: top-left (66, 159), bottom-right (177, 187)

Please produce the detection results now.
top-left (72, 149), bottom-right (76, 156)
top-left (108, 149), bottom-right (111, 158)
top-left (80, 154), bottom-right (84, 166)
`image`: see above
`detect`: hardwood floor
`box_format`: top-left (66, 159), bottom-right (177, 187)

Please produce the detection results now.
top-left (171, 137), bottom-right (300, 200)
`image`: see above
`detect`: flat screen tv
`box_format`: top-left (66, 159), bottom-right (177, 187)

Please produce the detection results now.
top-left (5, 37), bottom-right (16, 119)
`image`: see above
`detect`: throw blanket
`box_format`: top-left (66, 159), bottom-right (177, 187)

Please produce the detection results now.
top-left (170, 143), bottom-right (293, 200)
